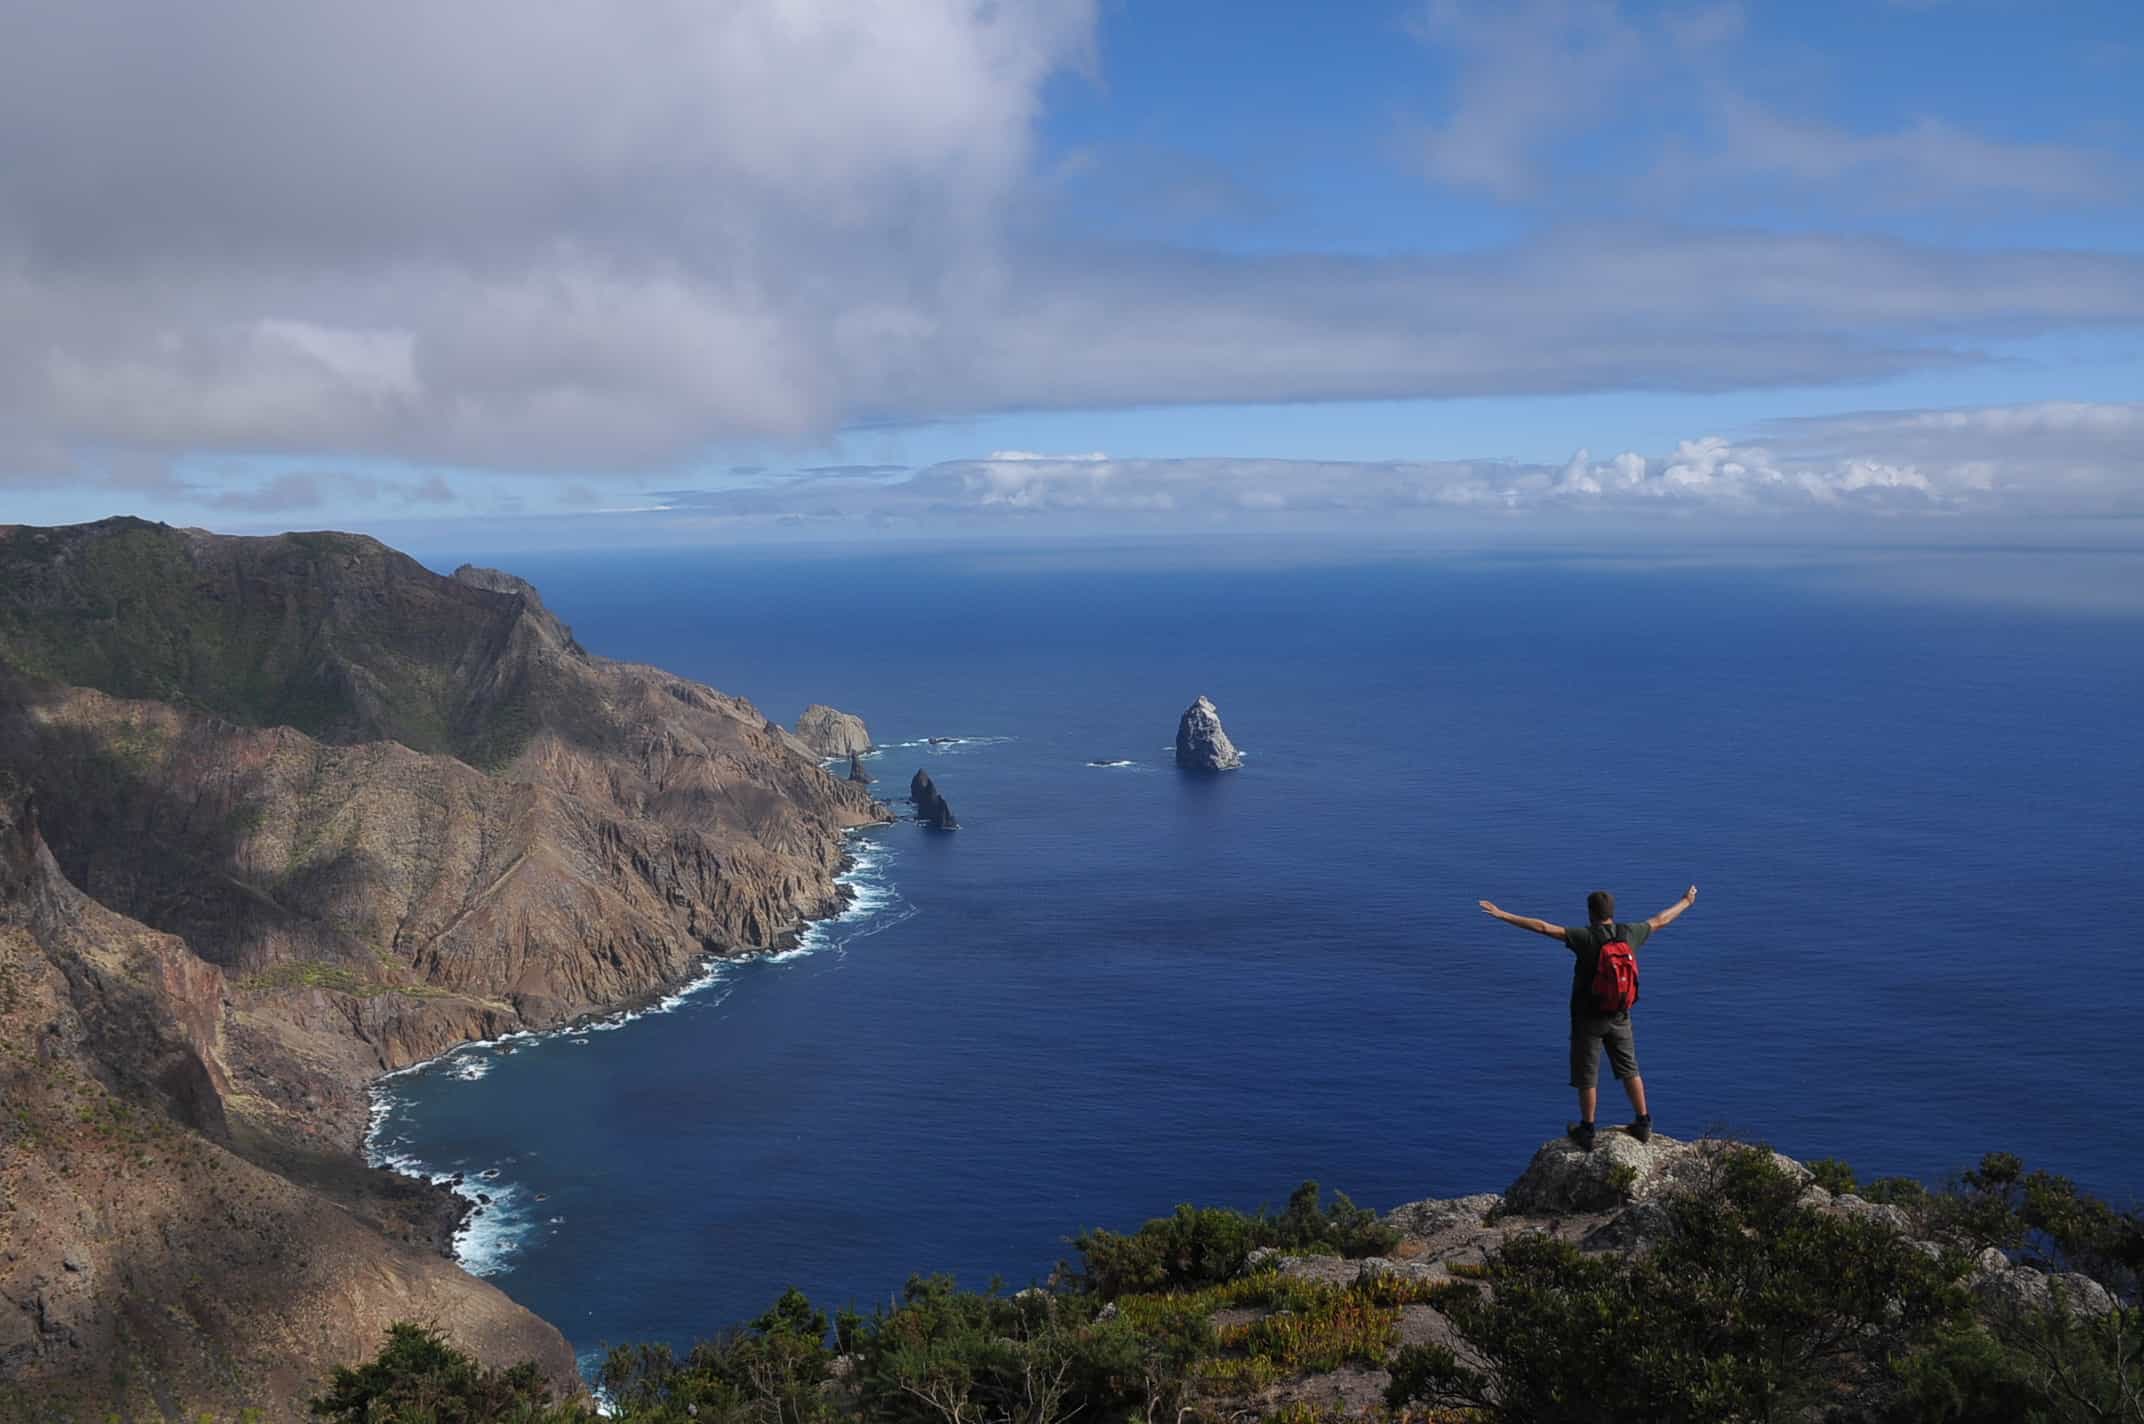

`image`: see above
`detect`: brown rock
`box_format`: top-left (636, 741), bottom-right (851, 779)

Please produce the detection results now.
top-left (0, 791), bottom-right (580, 1418)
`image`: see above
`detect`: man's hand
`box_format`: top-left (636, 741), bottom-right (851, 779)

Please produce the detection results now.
top-left (1648, 884), bottom-right (1699, 932)
top-left (1478, 899), bottom-right (1502, 916)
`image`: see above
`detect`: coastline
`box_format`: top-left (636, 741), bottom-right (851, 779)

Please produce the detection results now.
top-left (363, 826), bottom-right (903, 1279)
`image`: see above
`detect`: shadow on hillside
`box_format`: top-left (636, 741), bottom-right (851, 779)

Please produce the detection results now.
top-left (0, 668), bottom-right (389, 980)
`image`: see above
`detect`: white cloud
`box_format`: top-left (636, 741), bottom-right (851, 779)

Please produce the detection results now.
top-left (0, 3), bottom-right (2136, 490)
top-left (1407, 0), bottom-right (1644, 200)
top-left (1405, 0), bottom-right (2133, 205)
top-left (0, 0), bottom-right (1095, 475)
top-left (650, 401), bottom-right (2144, 526)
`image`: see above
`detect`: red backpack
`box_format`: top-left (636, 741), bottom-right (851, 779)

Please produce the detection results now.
top-left (1589, 927), bottom-right (1640, 1014)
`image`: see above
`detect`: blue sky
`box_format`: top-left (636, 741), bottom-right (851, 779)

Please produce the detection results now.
top-left (1, 0), bottom-right (2138, 543)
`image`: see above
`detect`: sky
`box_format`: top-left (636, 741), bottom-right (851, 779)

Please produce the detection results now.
top-left (1, 0), bottom-right (2139, 547)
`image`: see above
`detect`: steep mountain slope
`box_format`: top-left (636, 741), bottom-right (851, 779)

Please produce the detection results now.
top-left (0, 792), bottom-right (581, 1419)
top-left (0, 518), bottom-right (891, 1415)
top-left (0, 519), bottom-right (887, 1149)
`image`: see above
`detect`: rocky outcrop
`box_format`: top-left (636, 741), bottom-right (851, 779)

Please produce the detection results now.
top-left (1174, 695), bottom-right (1242, 771)
top-left (1372, 1133), bottom-right (2122, 1321)
top-left (909, 770), bottom-right (959, 830)
top-left (0, 521), bottom-right (890, 1147)
top-left (848, 753), bottom-right (875, 785)
top-left (1383, 1193), bottom-right (1501, 1239)
top-left (795, 704), bottom-right (871, 758)
top-left (0, 519), bottom-right (899, 1413)
top-left (0, 791), bottom-right (579, 1418)
top-left (1501, 1130), bottom-right (1812, 1217)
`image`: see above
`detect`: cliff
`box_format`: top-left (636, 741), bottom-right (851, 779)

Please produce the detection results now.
top-left (794, 705), bottom-right (871, 758)
top-left (0, 518), bottom-right (894, 1414)
top-left (0, 791), bottom-right (580, 1419)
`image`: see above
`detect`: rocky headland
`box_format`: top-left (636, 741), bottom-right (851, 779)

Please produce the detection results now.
top-left (794, 704), bottom-right (871, 758)
top-left (0, 518), bottom-right (891, 1417)
top-left (1175, 694), bottom-right (1243, 771)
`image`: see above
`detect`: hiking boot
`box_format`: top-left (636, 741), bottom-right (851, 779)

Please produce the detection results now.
top-left (1625, 1115), bottom-right (1653, 1144)
top-left (1566, 1121), bottom-right (1596, 1152)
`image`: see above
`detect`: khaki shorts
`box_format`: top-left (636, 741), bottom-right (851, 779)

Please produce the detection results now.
top-left (1570, 1011), bottom-right (1640, 1088)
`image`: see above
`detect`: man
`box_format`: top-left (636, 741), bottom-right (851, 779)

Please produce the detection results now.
top-left (1477, 885), bottom-right (1698, 1150)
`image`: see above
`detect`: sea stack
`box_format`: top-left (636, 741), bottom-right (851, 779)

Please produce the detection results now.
top-left (1174, 695), bottom-right (1243, 771)
top-left (795, 704), bottom-right (871, 758)
top-left (847, 753), bottom-right (875, 785)
top-left (909, 769), bottom-right (960, 830)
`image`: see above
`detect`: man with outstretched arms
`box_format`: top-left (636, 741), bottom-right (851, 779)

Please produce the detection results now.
top-left (1477, 885), bottom-right (1698, 1151)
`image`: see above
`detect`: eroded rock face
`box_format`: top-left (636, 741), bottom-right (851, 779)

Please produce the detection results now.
top-left (0, 792), bottom-right (580, 1418)
top-left (1174, 695), bottom-right (1242, 771)
top-left (0, 522), bottom-right (891, 1148)
top-left (848, 753), bottom-right (875, 785)
top-left (795, 704), bottom-right (872, 758)
top-left (909, 770), bottom-right (959, 830)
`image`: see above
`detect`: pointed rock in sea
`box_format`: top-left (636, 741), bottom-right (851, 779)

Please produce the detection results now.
top-left (1174, 695), bottom-right (1243, 771)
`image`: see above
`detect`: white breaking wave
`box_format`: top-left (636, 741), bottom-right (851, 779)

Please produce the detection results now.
top-left (361, 826), bottom-right (910, 1280)
top-left (1087, 759), bottom-right (1137, 768)
top-left (876, 735), bottom-right (1016, 753)
top-left (364, 1146), bottom-right (530, 1277)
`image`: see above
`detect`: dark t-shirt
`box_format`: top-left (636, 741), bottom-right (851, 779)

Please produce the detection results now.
top-left (1563, 920), bottom-right (1652, 1016)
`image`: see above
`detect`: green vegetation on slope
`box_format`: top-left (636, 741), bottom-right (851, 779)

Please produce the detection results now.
top-left (301, 1153), bottom-right (2141, 1424)
top-left (0, 519), bottom-right (548, 767)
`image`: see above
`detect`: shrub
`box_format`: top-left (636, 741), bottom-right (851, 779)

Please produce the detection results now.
top-left (846, 1275), bottom-right (1176, 1424)
top-left (1885, 1306), bottom-right (2144, 1423)
top-left (1072, 1180), bottom-right (1399, 1299)
top-left (1387, 1147), bottom-right (1969, 1422)
top-left (1808, 1156), bottom-right (1858, 1195)
top-left (1073, 1203), bottom-right (1257, 1298)
top-left (311, 1323), bottom-right (584, 1423)
top-left (598, 1286), bottom-right (836, 1423)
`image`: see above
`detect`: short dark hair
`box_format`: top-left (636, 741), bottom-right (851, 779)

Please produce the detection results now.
top-left (1586, 890), bottom-right (1615, 924)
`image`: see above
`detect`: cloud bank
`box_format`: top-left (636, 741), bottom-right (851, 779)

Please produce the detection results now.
top-left (0, 2), bottom-right (2139, 491)
top-left (647, 402), bottom-right (2144, 528)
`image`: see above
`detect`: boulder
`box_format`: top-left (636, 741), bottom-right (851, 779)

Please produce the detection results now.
top-left (795, 705), bottom-right (872, 758)
top-left (1384, 1194), bottom-right (1502, 1238)
top-left (1502, 1133), bottom-right (1811, 1217)
top-left (846, 754), bottom-right (875, 785)
top-left (1827, 1193), bottom-right (1917, 1236)
top-left (909, 770), bottom-right (959, 831)
top-left (1174, 695), bottom-right (1243, 772)
top-left (1580, 1199), bottom-right (1680, 1253)
top-left (1972, 1264), bottom-right (2118, 1319)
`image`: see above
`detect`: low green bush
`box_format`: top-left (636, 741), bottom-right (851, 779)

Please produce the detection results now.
top-left (1072, 1180), bottom-right (1399, 1299)
top-left (311, 1322), bottom-right (584, 1423)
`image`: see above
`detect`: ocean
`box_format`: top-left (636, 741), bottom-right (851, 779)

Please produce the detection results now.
top-left (365, 540), bottom-right (2144, 1379)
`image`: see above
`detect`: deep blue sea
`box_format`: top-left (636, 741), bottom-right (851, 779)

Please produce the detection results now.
top-left (367, 542), bottom-right (2144, 1379)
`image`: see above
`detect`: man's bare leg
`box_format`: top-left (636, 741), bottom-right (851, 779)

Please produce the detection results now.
top-left (1576, 1085), bottom-right (1597, 1123)
top-left (1622, 1075), bottom-right (1649, 1119)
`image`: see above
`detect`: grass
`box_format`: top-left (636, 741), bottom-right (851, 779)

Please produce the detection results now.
top-left (235, 962), bottom-right (377, 995)
top-left (0, 519), bottom-right (546, 765)
top-left (1110, 1268), bottom-right (1462, 1402)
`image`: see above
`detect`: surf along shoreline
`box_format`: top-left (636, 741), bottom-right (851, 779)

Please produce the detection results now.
top-left (361, 827), bottom-right (902, 1282)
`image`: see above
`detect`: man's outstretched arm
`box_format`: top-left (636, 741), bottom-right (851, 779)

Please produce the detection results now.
top-left (1479, 900), bottom-right (1567, 939)
top-left (1646, 884), bottom-right (1699, 932)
